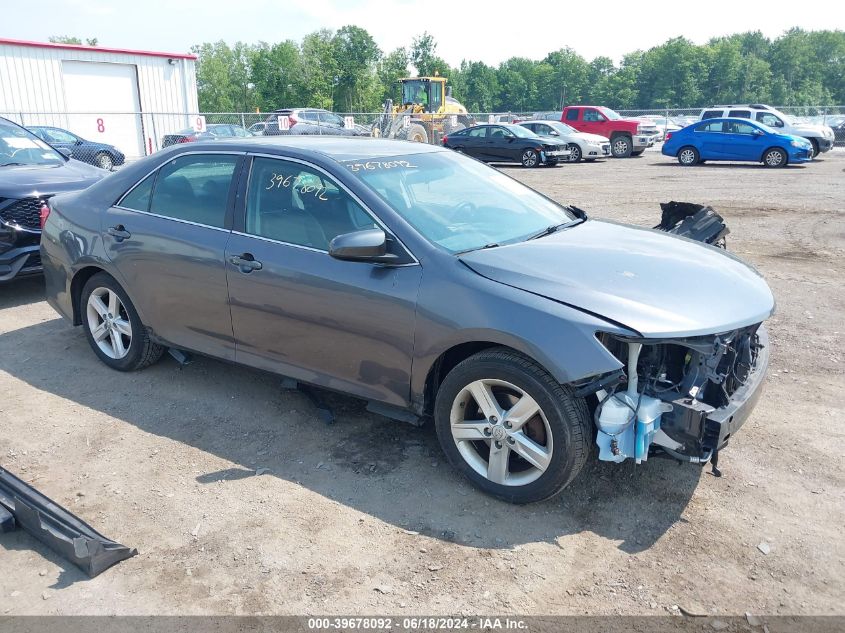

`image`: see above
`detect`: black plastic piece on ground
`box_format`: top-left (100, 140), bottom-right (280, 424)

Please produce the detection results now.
top-left (0, 466), bottom-right (137, 577)
top-left (655, 201), bottom-right (730, 247)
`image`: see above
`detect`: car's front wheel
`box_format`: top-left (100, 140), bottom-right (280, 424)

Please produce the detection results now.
top-left (568, 144), bottom-right (582, 162)
top-left (434, 348), bottom-right (591, 504)
top-left (611, 135), bottom-right (632, 158)
top-left (521, 149), bottom-right (539, 168)
top-left (81, 272), bottom-right (165, 371)
top-left (763, 147), bottom-right (787, 168)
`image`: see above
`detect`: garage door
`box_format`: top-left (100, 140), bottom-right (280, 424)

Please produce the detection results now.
top-left (62, 61), bottom-right (144, 159)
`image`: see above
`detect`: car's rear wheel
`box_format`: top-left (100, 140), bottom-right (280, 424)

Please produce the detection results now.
top-left (96, 152), bottom-right (114, 171)
top-left (434, 348), bottom-right (591, 504)
top-left (567, 143), bottom-right (582, 162)
top-left (81, 272), bottom-right (165, 371)
top-left (809, 138), bottom-right (819, 158)
top-left (611, 135), bottom-right (632, 158)
top-left (678, 146), bottom-right (700, 166)
top-left (763, 147), bottom-right (787, 168)
top-left (521, 149), bottom-right (539, 168)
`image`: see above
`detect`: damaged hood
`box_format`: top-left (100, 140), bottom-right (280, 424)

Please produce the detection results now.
top-left (460, 220), bottom-right (775, 338)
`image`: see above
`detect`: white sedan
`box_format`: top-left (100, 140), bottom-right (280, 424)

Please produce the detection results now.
top-left (518, 120), bottom-right (610, 162)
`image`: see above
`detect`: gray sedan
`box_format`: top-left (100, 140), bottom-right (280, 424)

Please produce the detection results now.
top-left (41, 137), bottom-right (774, 503)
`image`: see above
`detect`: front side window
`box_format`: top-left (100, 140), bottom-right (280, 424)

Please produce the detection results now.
top-left (147, 154), bottom-right (239, 228)
top-left (726, 122), bottom-right (759, 135)
top-left (343, 152), bottom-right (578, 254)
top-left (583, 109), bottom-right (605, 122)
top-left (245, 157), bottom-right (377, 250)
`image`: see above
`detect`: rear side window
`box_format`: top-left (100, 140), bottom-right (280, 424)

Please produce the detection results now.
top-left (696, 121), bottom-right (725, 133)
top-left (148, 154), bottom-right (239, 228)
top-left (701, 110), bottom-right (723, 119)
top-left (119, 173), bottom-right (156, 211)
top-left (728, 110), bottom-right (750, 118)
top-left (467, 127), bottom-right (487, 138)
top-left (565, 109), bottom-right (579, 121)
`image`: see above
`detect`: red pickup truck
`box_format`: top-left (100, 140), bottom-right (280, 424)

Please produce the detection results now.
top-left (561, 106), bottom-right (660, 157)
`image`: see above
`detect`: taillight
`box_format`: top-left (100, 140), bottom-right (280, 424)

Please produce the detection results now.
top-left (664, 132), bottom-right (672, 141)
top-left (442, 135), bottom-right (448, 144)
top-left (288, 113), bottom-right (298, 127)
top-left (179, 135), bottom-right (196, 143)
top-left (39, 202), bottom-right (50, 230)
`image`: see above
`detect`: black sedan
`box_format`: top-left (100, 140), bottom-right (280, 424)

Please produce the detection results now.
top-left (1, 117), bottom-right (105, 282)
top-left (162, 124), bottom-right (253, 147)
top-left (442, 124), bottom-right (571, 167)
top-left (29, 125), bottom-right (126, 171)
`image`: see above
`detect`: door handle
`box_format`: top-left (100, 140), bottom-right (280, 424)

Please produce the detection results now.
top-left (107, 225), bottom-right (131, 241)
top-left (229, 253), bottom-right (263, 272)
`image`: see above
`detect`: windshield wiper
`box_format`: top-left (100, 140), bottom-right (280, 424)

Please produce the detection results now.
top-left (526, 218), bottom-right (584, 241)
top-left (0, 162), bottom-right (26, 167)
top-left (456, 242), bottom-right (500, 255)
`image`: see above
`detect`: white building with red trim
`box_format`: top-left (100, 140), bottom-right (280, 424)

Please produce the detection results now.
top-left (0, 38), bottom-right (198, 158)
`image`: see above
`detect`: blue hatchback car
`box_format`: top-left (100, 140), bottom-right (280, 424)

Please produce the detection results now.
top-left (662, 118), bottom-right (813, 167)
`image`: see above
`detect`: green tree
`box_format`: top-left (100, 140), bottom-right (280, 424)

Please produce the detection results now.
top-left (300, 29), bottom-right (338, 109)
top-left (49, 35), bottom-right (98, 46)
top-left (331, 25), bottom-right (381, 111)
top-left (378, 47), bottom-right (409, 105)
top-left (410, 32), bottom-right (449, 76)
top-left (192, 41), bottom-right (255, 111)
top-left (250, 40), bottom-right (305, 111)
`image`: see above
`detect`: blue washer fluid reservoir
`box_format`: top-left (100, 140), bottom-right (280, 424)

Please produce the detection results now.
top-left (634, 395), bottom-right (674, 463)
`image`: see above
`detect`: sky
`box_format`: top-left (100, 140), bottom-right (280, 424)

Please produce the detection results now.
top-left (1, 0), bottom-right (843, 66)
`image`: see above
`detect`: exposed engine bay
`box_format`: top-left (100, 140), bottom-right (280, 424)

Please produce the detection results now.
top-left (577, 202), bottom-right (766, 469)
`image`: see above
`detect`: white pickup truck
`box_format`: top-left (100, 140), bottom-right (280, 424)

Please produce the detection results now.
top-left (700, 104), bottom-right (835, 157)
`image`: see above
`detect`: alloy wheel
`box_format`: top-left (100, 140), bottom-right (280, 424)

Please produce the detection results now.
top-left (449, 379), bottom-right (553, 487)
top-left (86, 287), bottom-right (132, 359)
top-left (764, 149), bottom-right (784, 167)
top-left (679, 149), bottom-right (697, 165)
top-left (521, 150), bottom-right (538, 167)
top-left (97, 153), bottom-right (114, 171)
top-left (568, 144), bottom-right (581, 162)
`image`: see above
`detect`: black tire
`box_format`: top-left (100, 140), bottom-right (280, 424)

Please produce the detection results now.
top-left (610, 134), bottom-right (633, 158)
top-left (809, 138), bottom-right (819, 158)
top-left (521, 149), bottom-right (539, 168)
top-left (762, 147), bottom-right (787, 168)
top-left (80, 272), bottom-right (165, 371)
top-left (96, 152), bottom-right (114, 171)
top-left (404, 123), bottom-right (428, 143)
top-left (434, 348), bottom-right (591, 504)
top-left (677, 146), bottom-right (700, 166)
top-left (567, 143), bottom-right (582, 162)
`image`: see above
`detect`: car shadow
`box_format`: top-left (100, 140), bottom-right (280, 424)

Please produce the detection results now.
top-left (0, 319), bottom-right (703, 555)
top-left (653, 162), bottom-right (809, 170)
top-left (0, 276), bottom-right (46, 310)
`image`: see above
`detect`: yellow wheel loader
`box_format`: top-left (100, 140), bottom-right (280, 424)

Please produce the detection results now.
top-left (372, 75), bottom-right (474, 144)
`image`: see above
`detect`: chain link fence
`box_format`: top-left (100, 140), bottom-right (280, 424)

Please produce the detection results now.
top-left (4, 106), bottom-right (844, 169)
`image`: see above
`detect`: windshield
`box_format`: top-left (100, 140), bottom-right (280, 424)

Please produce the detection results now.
top-left (0, 119), bottom-right (65, 167)
top-left (543, 121), bottom-right (577, 135)
top-left (402, 80), bottom-right (428, 105)
top-left (599, 107), bottom-right (622, 120)
top-left (342, 152), bottom-right (578, 254)
top-left (504, 125), bottom-right (538, 138)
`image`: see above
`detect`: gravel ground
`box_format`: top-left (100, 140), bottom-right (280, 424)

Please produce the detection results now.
top-left (1, 148), bottom-right (843, 617)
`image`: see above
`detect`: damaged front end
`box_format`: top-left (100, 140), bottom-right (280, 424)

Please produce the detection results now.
top-left (585, 323), bottom-right (769, 468)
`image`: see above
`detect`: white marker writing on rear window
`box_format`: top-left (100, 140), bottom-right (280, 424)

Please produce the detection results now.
top-left (345, 160), bottom-right (417, 172)
top-left (265, 173), bottom-right (329, 201)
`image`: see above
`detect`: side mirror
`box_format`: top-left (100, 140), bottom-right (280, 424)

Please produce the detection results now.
top-left (329, 228), bottom-right (398, 264)
top-left (57, 147), bottom-right (73, 159)
top-left (75, 139), bottom-right (84, 146)
top-left (549, 130), bottom-right (560, 136)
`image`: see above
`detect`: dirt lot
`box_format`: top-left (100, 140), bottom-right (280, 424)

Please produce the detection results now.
top-left (1, 149), bottom-right (843, 617)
